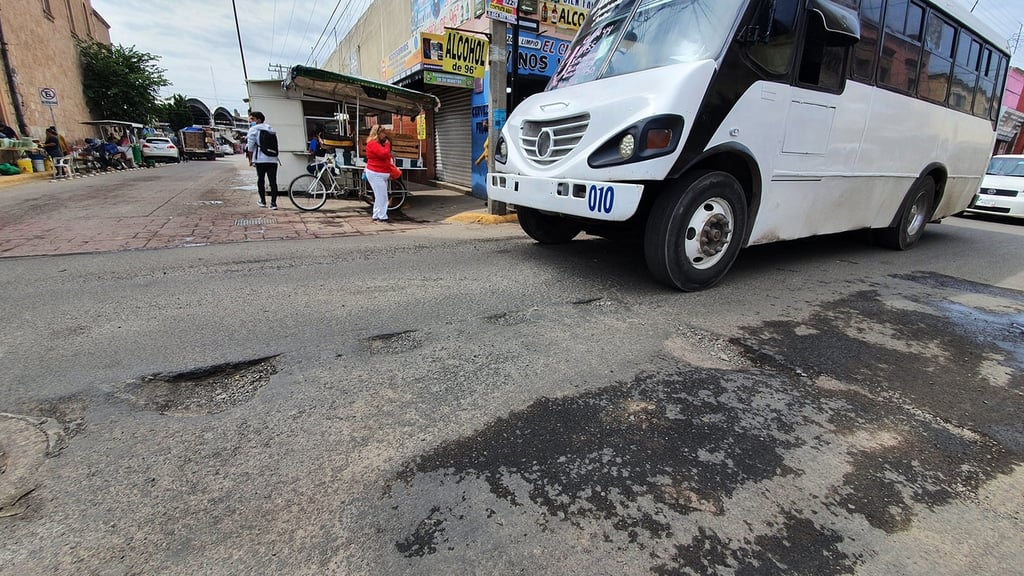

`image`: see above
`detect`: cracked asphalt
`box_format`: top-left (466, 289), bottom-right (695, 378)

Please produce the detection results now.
top-left (1, 159), bottom-right (1023, 575)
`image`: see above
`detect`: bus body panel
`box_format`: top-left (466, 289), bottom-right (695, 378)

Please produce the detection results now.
top-left (704, 79), bottom-right (997, 245)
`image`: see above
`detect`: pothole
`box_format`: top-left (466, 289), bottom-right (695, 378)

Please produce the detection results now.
top-left (365, 330), bottom-right (423, 355)
top-left (485, 311), bottom-right (530, 327)
top-left (114, 356), bottom-right (278, 416)
top-left (0, 414), bottom-right (68, 517)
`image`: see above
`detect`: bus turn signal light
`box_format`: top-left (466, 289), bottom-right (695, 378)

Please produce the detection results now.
top-left (646, 129), bottom-right (672, 150)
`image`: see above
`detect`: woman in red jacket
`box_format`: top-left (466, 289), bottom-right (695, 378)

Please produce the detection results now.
top-left (364, 125), bottom-right (393, 223)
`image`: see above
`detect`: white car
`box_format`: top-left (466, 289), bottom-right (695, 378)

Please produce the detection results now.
top-left (141, 137), bottom-right (180, 163)
top-left (966, 155), bottom-right (1024, 219)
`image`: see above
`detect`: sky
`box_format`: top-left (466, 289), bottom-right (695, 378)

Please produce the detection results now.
top-left (91, 0), bottom-right (372, 116)
top-left (92, 0), bottom-right (1024, 117)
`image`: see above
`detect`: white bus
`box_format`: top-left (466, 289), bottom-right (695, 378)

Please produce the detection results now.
top-left (487, 0), bottom-right (1009, 291)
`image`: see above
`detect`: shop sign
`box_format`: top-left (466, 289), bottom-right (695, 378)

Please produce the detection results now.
top-left (539, 1), bottom-right (588, 31)
top-left (386, 32), bottom-right (446, 83)
top-left (487, 0), bottom-right (517, 24)
top-left (425, 70), bottom-right (475, 89)
top-left (443, 30), bottom-right (488, 78)
top-left (506, 30), bottom-right (570, 77)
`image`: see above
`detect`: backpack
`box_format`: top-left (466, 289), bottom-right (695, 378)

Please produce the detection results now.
top-left (258, 129), bottom-right (279, 157)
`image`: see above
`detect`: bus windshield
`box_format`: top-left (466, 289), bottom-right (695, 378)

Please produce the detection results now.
top-left (549, 0), bottom-right (746, 90)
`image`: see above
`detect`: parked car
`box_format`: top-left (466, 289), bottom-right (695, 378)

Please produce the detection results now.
top-left (141, 137), bottom-right (180, 163)
top-left (966, 154), bottom-right (1024, 219)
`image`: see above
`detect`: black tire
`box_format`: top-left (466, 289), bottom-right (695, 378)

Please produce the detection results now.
top-left (644, 171), bottom-right (747, 291)
top-left (874, 177), bottom-right (935, 250)
top-left (364, 178), bottom-right (408, 211)
top-left (288, 174), bottom-right (328, 211)
top-left (517, 206), bottom-right (582, 244)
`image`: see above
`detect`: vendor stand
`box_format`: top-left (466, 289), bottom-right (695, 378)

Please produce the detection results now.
top-left (80, 120), bottom-right (145, 168)
top-left (247, 65), bottom-right (440, 185)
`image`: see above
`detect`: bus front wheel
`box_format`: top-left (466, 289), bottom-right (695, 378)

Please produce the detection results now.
top-left (517, 206), bottom-right (581, 244)
top-left (874, 177), bottom-right (935, 250)
top-left (645, 171), bottom-right (747, 292)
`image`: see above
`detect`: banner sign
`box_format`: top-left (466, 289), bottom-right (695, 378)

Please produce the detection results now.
top-left (412, 0), bottom-right (473, 34)
top-left (443, 30), bottom-right (488, 78)
top-left (425, 70), bottom-right (475, 89)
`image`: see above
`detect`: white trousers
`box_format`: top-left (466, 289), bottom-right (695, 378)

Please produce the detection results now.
top-left (366, 169), bottom-right (390, 220)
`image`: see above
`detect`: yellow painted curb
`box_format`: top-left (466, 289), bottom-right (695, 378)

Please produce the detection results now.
top-left (445, 211), bottom-right (518, 224)
top-left (0, 171), bottom-right (52, 189)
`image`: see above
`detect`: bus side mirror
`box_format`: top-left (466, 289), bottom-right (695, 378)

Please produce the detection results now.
top-left (737, 0), bottom-right (776, 44)
top-left (807, 0), bottom-right (860, 47)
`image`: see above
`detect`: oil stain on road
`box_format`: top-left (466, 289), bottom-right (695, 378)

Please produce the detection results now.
top-left (385, 272), bottom-right (1022, 574)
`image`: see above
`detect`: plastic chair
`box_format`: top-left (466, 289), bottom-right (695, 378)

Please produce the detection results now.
top-left (53, 155), bottom-right (76, 178)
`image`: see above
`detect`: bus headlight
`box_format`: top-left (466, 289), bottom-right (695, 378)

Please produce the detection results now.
top-left (589, 114), bottom-right (684, 168)
top-left (618, 134), bottom-right (635, 159)
top-left (495, 136), bottom-right (508, 164)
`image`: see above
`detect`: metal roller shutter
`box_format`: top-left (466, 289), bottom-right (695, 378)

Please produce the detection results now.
top-left (431, 87), bottom-right (473, 188)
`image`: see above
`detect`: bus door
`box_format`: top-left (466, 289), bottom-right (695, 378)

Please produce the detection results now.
top-left (751, 0), bottom-right (866, 238)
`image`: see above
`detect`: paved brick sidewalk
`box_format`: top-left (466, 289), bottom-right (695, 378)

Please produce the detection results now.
top-left (0, 160), bottom-right (489, 258)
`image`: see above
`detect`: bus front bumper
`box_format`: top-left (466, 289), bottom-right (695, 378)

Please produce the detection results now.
top-left (487, 173), bottom-right (644, 222)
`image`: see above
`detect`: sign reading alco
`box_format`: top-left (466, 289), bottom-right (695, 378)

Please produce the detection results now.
top-left (443, 29), bottom-right (488, 78)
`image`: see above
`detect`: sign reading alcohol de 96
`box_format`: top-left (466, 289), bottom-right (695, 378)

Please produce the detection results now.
top-left (442, 30), bottom-right (488, 79)
top-left (39, 87), bottom-right (58, 106)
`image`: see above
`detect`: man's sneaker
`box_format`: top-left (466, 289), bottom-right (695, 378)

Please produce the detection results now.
top-left (270, 205), bottom-right (278, 210)
top-left (257, 201), bottom-right (267, 207)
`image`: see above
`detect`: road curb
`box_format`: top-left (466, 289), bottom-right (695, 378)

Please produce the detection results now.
top-left (445, 211), bottom-right (518, 224)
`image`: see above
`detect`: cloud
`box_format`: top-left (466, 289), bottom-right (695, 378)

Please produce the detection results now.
top-left (90, 0), bottom-right (357, 115)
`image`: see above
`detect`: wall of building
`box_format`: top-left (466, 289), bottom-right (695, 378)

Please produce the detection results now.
top-left (322, 2), bottom-right (414, 79)
top-left (0, 0), bottom-right (110, 146)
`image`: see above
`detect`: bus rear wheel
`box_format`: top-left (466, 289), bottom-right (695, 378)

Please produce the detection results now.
top-left (875, 176), bottom-right (935, 250)
top-left (517, 206), bottom-right (581, 244)
top-left (645, 171), bottom-right (747, 292)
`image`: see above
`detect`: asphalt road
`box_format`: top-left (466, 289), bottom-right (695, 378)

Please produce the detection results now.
top-left (1, 160), bottom-right (1022, 575)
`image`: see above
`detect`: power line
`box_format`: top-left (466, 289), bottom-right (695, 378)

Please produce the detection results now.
top-left (312, 0), bottom-right (369, 68)
top-left (303, 0), bottom-right (345, 66)
top-left (295, 0), bottom-right (322, 65)
top-left (275, 0), bottom-right (299, 64)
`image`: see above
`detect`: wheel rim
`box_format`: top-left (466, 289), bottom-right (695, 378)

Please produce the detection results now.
top-left (906, 191), bottom-right (929, 237)
top-left (683, 197), bottom-right (735, 270)
top-left (290, 176), bottom-right (326, 210)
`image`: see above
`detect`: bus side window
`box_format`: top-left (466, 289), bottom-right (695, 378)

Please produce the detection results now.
top-left (746, 0), bottom-right (801, 76)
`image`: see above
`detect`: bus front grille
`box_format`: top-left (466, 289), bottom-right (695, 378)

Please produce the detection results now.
top-left (520, 114), bottom-right (590, 166)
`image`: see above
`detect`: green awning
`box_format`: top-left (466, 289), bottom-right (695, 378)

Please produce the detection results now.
top-left (286, 66), bottom-right (440, 116)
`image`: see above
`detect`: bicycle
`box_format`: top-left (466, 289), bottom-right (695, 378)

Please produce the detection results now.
top-left (287, 156), bottom-right (407, 212)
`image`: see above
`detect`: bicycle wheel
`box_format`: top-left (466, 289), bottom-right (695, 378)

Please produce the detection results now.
top-left (387, 178), bottom-right (407, 211)
top-left (289, 174), bottom-right (328, 211)
top-left (364, 178), bottom-right (408, 211)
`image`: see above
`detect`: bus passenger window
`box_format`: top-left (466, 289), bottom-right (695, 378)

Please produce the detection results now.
top-left (746, 0), bottom-right (800, 76)
top-left (852, 0), bottom-right (883, 82)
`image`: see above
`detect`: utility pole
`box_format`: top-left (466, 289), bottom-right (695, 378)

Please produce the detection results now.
top-left (231, 0), bottom-right (249, 98)
top-left (488, 18), bottom-right (508, 216)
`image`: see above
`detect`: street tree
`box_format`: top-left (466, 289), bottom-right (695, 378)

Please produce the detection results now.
top-left (160, 94), bottom-right (194, 132)
top-left (78, 41), bottom-right (170, 124)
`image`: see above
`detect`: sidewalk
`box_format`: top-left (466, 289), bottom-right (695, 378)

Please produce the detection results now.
top-left (0, 164), bottom-right (517, 259)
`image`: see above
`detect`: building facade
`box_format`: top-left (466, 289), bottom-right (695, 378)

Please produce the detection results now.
top-left (0, 0), bottom-right (111, 145)
top-left (319, 0), bottom-right (588, 195)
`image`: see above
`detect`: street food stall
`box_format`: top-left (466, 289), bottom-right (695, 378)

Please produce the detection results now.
top-left (247, 65), bottom-right (440, 185)
top-left (80, 120), bottom-right (144, 167)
